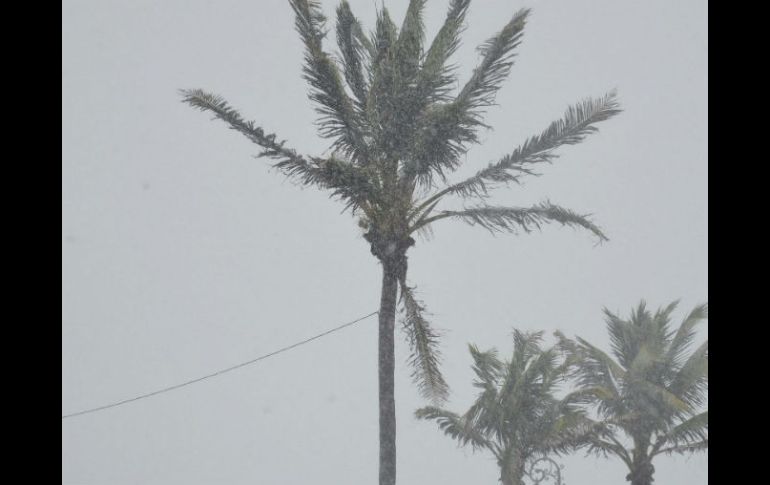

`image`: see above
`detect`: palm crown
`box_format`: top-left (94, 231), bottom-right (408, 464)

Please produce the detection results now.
top-left (416, 331), bottom-right (589, 485)
top-left (181, 2), bottom-right (620, 483)
top-left (559, 301), bottom-right (708, 485)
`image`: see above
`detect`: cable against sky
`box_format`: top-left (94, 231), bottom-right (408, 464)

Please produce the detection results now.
top-left (62, 310), bottom-right (379, 419)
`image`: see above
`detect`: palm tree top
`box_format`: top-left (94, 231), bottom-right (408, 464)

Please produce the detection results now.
top-left (417, 330), bottom-right (590, 485)
top-left (557, 301), bottom-right (708, 484)
top-left (181, 0), bottom-right (619, 252)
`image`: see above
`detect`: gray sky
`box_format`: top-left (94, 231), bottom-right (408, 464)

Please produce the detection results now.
top-left (62, 1), bottom-right (708, 484)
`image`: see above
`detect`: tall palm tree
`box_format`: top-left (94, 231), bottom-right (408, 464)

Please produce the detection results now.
top-left (416, 331), bottom-right (588, 485)
top-left (558, 301), bottom-right (708, 485)
top-left (180, 2), bottom-right (620, 483)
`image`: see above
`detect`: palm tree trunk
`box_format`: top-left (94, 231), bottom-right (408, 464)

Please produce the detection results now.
top-left (626, 450), bottom-right (654, 485)
top-left (378, 262), bottom-right (398, 485)
top-left (499, 451), bottom-right (525, 485)
top-left (628, 468), bottom-right (654, 485)
top-left (629, 473), bottom-right (653, 485)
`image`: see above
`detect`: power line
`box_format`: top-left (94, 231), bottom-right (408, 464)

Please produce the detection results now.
top-left (62, 310), bottom-right (379, 420)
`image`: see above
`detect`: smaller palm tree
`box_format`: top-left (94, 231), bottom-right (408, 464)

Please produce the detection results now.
top-left (558, 301), bottom-right (708, 485)
top-left (416, 331), bottom-right (587, 485)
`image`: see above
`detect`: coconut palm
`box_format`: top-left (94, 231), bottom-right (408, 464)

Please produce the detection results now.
top-left (416, 331), bottom-right (589, 485)
top-left (558, 301), bottom-right (708, 485)
top-left (180, 2), bottom-right (620, 483)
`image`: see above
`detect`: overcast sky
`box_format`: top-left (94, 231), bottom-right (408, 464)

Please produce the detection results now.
top-left (62, 1), bottom-right (708, 483)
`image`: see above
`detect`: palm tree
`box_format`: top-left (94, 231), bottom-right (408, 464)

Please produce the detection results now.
top-left (416, 331), bottom-right (588, 485)
top-left (180, 2), bottom-right (620, 483)
top-left (558, 301), bottom-right (708, 485)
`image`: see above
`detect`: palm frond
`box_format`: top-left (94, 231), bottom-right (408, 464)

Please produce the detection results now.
top-left (444, 91), bottom-right (621, 198)
top-left (666, 303), bottom-right (708, 369)
top-left (181, 89), bottom-right (310, 172)
top-left (180, 89), bottom-right (378, 211)
top-left (468, 343), bottom-right (504, 389)
top-left (415, 406), bottom-right (493, 451)
top-left (573, 336), bottom-right (626, 418)
top-left (536, 408), bottom-right (596, 455)
top-left (404, 101), bottom-right (483, 184)
top-left (402, 9), bottom-right (530, 185)
top-left (399, 282), bottom-right (449, 403)
top-left (368, 7), bottom-right (398, 70)
top-left (513, 329), bottom-right (545, 363)
top-left (585, 436), bottom-right (633, 467)
top-left (458, 8), bottom-right (529, 111)
top-left (634, 379), bottom-right (692, 416)
top-left (290, 0), bottom-right (369, 162)
top-left (654, 439), bottom-right (708, 456)
top-left (416, 0), bottom-right (471, 102)
top-left (297, 156), bottom-right (380, 212)
top-left (669, 340), bottom-right (708, 409)
top-left (415, 201), bottom-right (607, 241)
top-left (181, 89), bottom-right (301, 161)
top-left (395, 0), bottom-right (427, 81)
top-left (335, 1), bottom-right (370, 105)
top-left (365, 7), bottom-right (400, 162)
top-left (652, 411), bottom-right (708, 456)
top-left (603, 307), bottom-right (632, 367)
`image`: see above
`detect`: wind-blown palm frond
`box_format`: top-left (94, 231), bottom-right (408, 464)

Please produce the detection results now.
top-left (585, 435), bottom-right (634, 467)
top-left (652, 411), bottom-right (708, 456)
top-left (459, 8), bottom-right (529, 111)
top-left (368, 7), bottom-right (398, 73)
top-left (181, 89), bottom-right (376, 212)
top-left (180, 89), bottom-right (304, 165)
top-left (399, 282), bottom-right (449, 403)
top-left (416, 0), bottom-right (471, 102)
top-left (335, 1), bottom-right (371, 106)
top-left (415, 201), bottom-right (607, 241)
top-left (415, 406), bottom-right (493, 451)
top-left (290, 0), bottom-right (369, 162)
top-left (444, 92), bottom-right (621, 198)
top-left (666, 303), bottom-right (708, 368)
top-left (573, 336), bottom-right (626, 417)
top-left (469, 344), bottom-right (503, 389)
top-left (403, 9), bottom-right (531, 185)
top-left (299, 156), bottom-right (381, 212)
top-left (654, 439), bottom-right (708, 456)
top-left (669, 339), bottom-right (708, 409)
top-left (364, 7), bottom-right (401, 164)
top-left (395, 0), bottom-right (427, 81)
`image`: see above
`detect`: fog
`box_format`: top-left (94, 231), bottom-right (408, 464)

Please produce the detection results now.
top-left (62, 1), bottom-right (708, 483)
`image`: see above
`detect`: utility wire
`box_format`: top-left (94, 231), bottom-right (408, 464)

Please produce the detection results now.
top-left (62, 310), bottom-right (379, 420)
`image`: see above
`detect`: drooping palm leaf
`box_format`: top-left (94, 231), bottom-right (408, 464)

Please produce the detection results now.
top-left (399, 282), bottom-right (449, 403)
